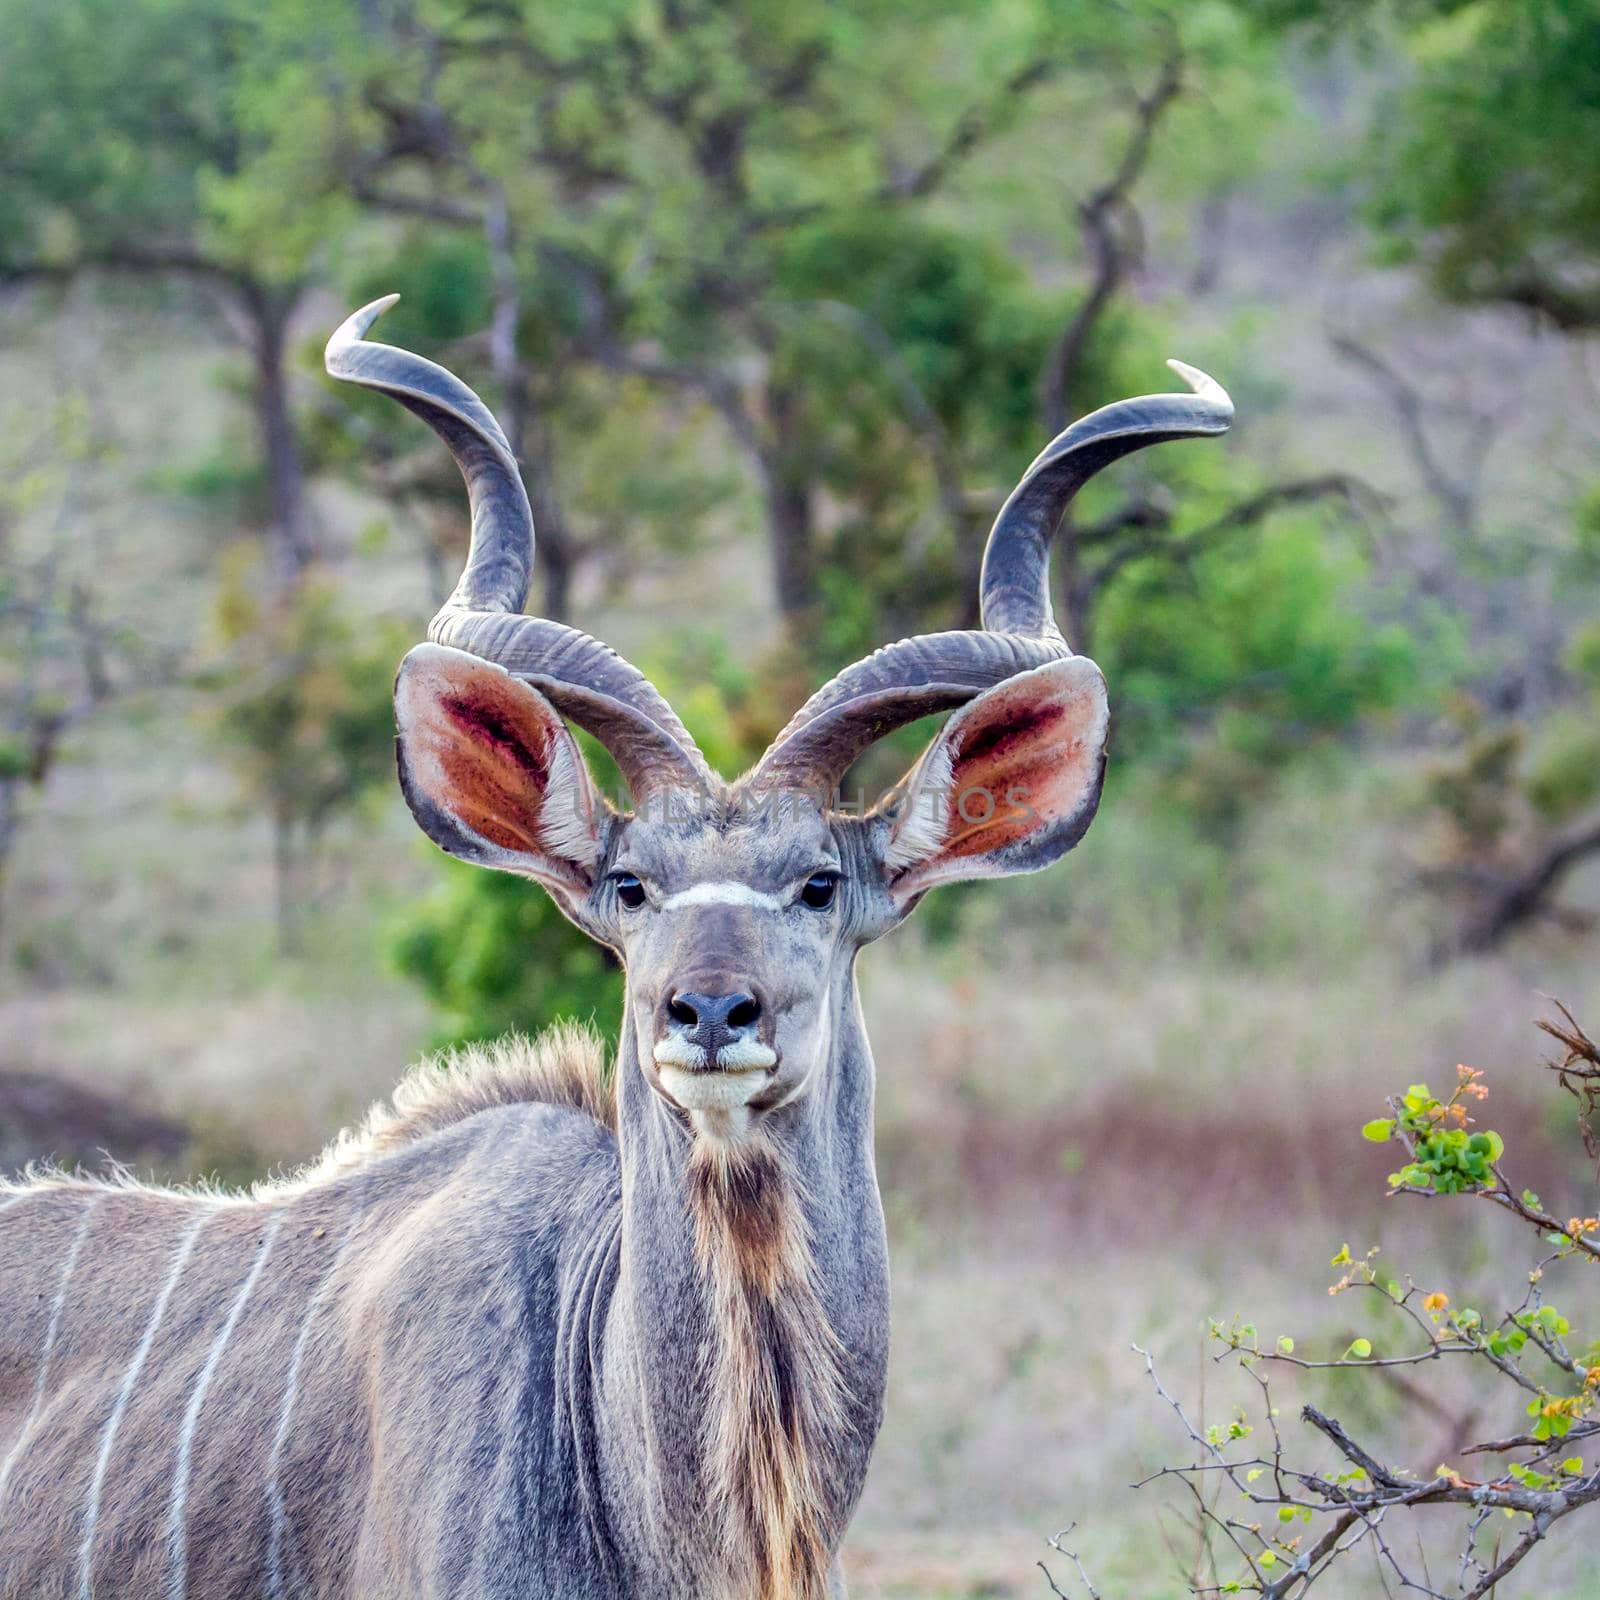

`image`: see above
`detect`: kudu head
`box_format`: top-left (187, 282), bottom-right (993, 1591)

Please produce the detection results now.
top-left (328, 297), bottom-right (1230, 1139)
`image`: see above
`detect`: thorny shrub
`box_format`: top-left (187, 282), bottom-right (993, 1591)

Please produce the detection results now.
top-left (1044, 1005), bottom-right (1600, 1600)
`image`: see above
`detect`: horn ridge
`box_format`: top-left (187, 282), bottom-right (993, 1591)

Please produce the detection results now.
top-left (751, 362), bottom-right (1231, 794)
top-left (326, 296), bottom-right (533, 617)
top-left (327, 297), bottom-right (712, 801)
top-left (978, 360), bottom-right (1232, 639)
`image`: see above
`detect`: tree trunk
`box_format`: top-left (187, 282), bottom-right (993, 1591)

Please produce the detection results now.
top-left (481, 187), bottom-right (579, 624)
top-left (0, 776), bottom-right (17, 958)
top-left (1058, 530), bottom-right (1094, 657)
top-left (243, 284), bottom-right (314, 593)
top-left (759, 384), bottom-right (817, 622)
top-left (273, 803), bottom-right (301, 957)
top-left (522, 411), bottom-right (577, 624)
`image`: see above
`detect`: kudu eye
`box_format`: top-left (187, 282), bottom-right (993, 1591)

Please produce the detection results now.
top-left (799, 872), bottom-right (839, 911)
top-left (612, 873), bottom-right (647, 910)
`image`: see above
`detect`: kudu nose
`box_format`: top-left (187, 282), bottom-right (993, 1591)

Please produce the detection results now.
top-left (667, 990), bottom-right (762, 1059)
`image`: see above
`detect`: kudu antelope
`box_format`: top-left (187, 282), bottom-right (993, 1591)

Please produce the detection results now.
top-left (0, 297), bottom-right (1229, 1599)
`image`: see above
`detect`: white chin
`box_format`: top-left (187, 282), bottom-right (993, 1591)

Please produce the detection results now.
top-left (656, 1064), bottom-right (771, 1112)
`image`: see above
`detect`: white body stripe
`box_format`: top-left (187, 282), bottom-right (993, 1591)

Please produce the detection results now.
top-left (79, 1213), bottom-right (207, 1600)
top-left (660, 881), bottom-right (784, 912)
top-left (164, 1212), bottom-right (282, 1600)
top-left (0, 1197), bottom-right (102, 1517)
top-left (265, 1235), bottom-right (350, 1600)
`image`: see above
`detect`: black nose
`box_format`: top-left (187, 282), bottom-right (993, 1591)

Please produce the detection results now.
top-left (667, 990), bottom-right (762, 1056)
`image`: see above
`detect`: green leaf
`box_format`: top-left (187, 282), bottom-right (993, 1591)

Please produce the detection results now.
top-left (1345, 1338), bottom-right (1373, 1360)
top-left (1362, 1118), bottom-right (1396, 1142)
top-left (1277, 1506), bottom-right (1296, 1522)
top-left (1277, 1335), bottom-right (1295, 1355)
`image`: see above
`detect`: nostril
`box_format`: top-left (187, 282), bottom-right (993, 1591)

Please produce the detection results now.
top-left (667, 995), bottom-right (699, 1028)
top-left (726, 994), bottom-right (761, 1030)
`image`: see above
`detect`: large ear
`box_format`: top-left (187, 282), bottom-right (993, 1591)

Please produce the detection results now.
top-left (882, 656), bottom-right (1108, 906)
top-left (394, 643), bottom-right (602, 895)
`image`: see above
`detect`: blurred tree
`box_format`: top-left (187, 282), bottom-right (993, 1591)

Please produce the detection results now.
top-left (1256, 0), bottom-right (1600, 332)
top-left (305, 236), bottom-right (735, 621)
top-left (0, 515), bottom-right (122, 951)
top-left (223, 0), bottom-right (1066, 625)
top-left (391, 865), bottom-right (624, 1049)
top-left (0, 383), bottom-right (176, 958)
top-left (1418, 630), bottom-right (1600, 962)
top-left (209, 567), bottom-right (408, 952)
top-left (234, 0), bottom-right (1308, 646)
top-left (1368, 0), bottom-right (1600, 331)
top-left (0, 0), bottom-right (347, 590)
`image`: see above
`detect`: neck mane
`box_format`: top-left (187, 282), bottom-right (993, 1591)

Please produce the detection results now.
top-left (608, 959), bottom-right (888, 1600)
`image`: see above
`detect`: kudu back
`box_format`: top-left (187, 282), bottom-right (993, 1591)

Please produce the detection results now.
top-left (0, 300), bottom-right (1229, 1600)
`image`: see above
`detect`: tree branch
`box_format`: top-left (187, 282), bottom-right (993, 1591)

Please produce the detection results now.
top-left (1039, 41), bottom-right (1185, 435)
top-left (1329, 332), bottom-right (1481, 534)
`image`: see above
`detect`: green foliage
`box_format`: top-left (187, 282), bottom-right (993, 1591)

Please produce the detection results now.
top-left (208, 561), bottom-right (406, 948)
top-left (1092, 514), bottom-right (1428, 838)
top-left (1364, 0), bottom-right (1600, 322)
top-left (1365, 1067), bottom-right (1504, 1194)
top-left (391, 861), bottom-right (623, 1050)
top-left (0, 0), bottom-right (237, 266)
top-left (211, 567), bottom-right (403, 836)
top-left (1258, 0), bottom-right (1600, 326)
top-left (774, 211), bottom-right (1055, 458)
top-left (0, 0), bottom-right (340, 283)
top-left (1099, 520), bottom-right (1420, 756)
top-left (349, 236), bottom-right (497, 352)
top-left (1527, 711), bottom-right (1600, 823)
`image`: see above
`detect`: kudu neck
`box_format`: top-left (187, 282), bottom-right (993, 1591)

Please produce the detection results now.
top-left (598, 955), bottom-right (889, 1597)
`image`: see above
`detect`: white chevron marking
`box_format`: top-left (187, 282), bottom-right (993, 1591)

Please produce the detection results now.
top-left (79, 1212), bottom-right (207, 1600)
top-left (659, 881), bottom-right (783, 912)
top-left (164, 1211), bottom-right (282, 1599)
top-left (265, 1229), bottom-right (350, 1600)
top-left (0, 1197), bottom-right (102, 1516)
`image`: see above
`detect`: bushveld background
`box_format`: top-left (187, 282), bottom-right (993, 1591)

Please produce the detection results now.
top-left (4, 1), bottom-right (1600, 1594)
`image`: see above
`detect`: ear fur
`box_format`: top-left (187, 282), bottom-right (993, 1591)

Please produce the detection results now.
top-left (883, 656), bottom-right (1108, 904)
top-left (394, 643), bottom-right (601, 893)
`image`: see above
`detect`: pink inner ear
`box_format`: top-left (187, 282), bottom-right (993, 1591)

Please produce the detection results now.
top-left (440, 690), bottom-right (554, 787)
top-left (409, 673), bottom-right (564, 858)
top-left (941, 679), bottom-right (1101, 858)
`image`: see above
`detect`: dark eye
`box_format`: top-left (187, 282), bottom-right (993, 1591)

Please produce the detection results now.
top-left (613, 873), bottom-right (647, 910)
top-left (799, 872), bottom-right (839, 911)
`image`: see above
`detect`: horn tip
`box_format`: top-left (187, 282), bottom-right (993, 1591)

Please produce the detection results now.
top-left (1165, 358), bottom-right (1233, 419)
top-left (325, 294), bottom-right (402, 369)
